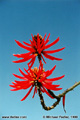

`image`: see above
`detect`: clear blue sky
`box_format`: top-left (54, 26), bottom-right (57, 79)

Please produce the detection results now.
top-left (0, 0), bottom-right (80, 120)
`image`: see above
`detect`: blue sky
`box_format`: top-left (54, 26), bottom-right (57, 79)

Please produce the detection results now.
top-left (0, 0), bottom-right (80, 120)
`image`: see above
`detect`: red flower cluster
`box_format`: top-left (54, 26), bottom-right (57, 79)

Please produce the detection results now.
top-left (13, 33), bottom-right (65, 69)
top-left (10, 63), bottom-right (65, 101)
top-left (10, 33), bottom-right (65, 102)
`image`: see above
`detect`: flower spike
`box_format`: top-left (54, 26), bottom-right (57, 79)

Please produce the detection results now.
top-left (10, 65), bottom-right (65, 101)
top-left (13, 34), bottom-right (65, 68)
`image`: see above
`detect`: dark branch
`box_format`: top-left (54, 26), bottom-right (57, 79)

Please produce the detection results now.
top-left (37, 81), bottom-right (80, 111)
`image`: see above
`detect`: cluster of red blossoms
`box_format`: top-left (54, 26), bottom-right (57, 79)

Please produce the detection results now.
top-left (10, 33), bottom-right (65, 101)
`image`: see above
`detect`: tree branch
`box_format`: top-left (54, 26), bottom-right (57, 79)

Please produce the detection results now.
top-left (38, 81), bottom-right (80, 111)
top-left (37, 86), bottom-right (61, 110)
top-left (58, 81), bottom-right (80, 98)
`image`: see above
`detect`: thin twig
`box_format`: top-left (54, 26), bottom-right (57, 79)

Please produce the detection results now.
top-left (58, 81), bottom-right (80, 98)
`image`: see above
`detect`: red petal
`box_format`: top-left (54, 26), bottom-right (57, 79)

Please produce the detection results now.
top-left (19, 68), bottom-right (27, 77)
top-left (13, 58), bottom-right (29, 63)
top-left (43, 33), bottom-right (47, 40)
top-left (10, 80), bottom-right (32, 90)
top-left (44, 47), bottom-right (65, 54)
top-left (37, 33), bottom-right (41, 54)
top-left (13, 52), bottom-right (31, 58)
top-left (46, 33), bottom-right (50, 41)
top-left (44, 79), bottom-right (53, 84)
top-left (40, 44), bottom-right (45, 52)
top-left (12, 82), bottom-right (17, 85)
top-left (24, 68), bottom-right (30, 75)
top-left (20, 82), bottom-right (32, 89)
top-left (46, 65), bottom-right (56, 77)
top-left (28, 57), bottom-right (36, 69)
top-left (43, 53), bottom-right (63, 61)
top-left (27, 54), bottom-right (36, 66)
top-left (28, 56), bottom-right (36, 70)
top-left (41, 54), bottom-right (46, 64)
top-left (42, 82), bottom-right (62, 91)
top-left (40, 87), bottom-right (45, 93)
top-left (14, 80), bottom-right (29, 84)
top-left (45, 75), bottom-right (65, 82)
top-left (15, 40), bottom-right (32, 51)
top-left (13, 54), bottom-right (35, 63)
top-left (45, 37), bottom-right (60, 49)
top-left (62, 95), bottom-right (66, 112)
top-left (14, 80), bottom-right (31, 87)
top-left (29, 69), bottom-right (35, 77)
top-left (44, 39), bottom-right (49, 45)
top-left (31, 34), bottom-right (38, 48)
top-left (37, 70), bottom-right (42, 80)
top-left (13, 73), bottom-right (27, 80)
top-left (30, 39), bottom-right (37, 50)
top-left (10, 88), bottom-right (21, 91)
top-left (40, 34), bottom-right (49, 50)
top-left (40, 39), bottom-right (44, 48)
top-left (32, 87), bottom-right (36, 98)
top-left (23, 41), bottom-right (31, 46)
top-left (39, 75), bottom-right (47, 82)
top-left (42, 87), bottom-right (54, 99)
top-left (39, 60), bottom-right (43, 71)
top-left (24, 68), bottom-right (34, 81)
top-left (21, 86), bottom-right (33, 101)
top-left (9, 85), bottom-right (16, 88)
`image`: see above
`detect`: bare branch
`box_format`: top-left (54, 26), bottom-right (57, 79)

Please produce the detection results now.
top-left (58, 81), bottom-right (80, 98)
top-left (38, 81), bottom-right (80, 111)
top-left (37, 85), bottom-right (61, 110)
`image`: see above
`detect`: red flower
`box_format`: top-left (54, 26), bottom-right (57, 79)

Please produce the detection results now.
top-left (13, 33), bottom-right (65, 69)
top-left (10, 63), bottom-right (65, 101)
